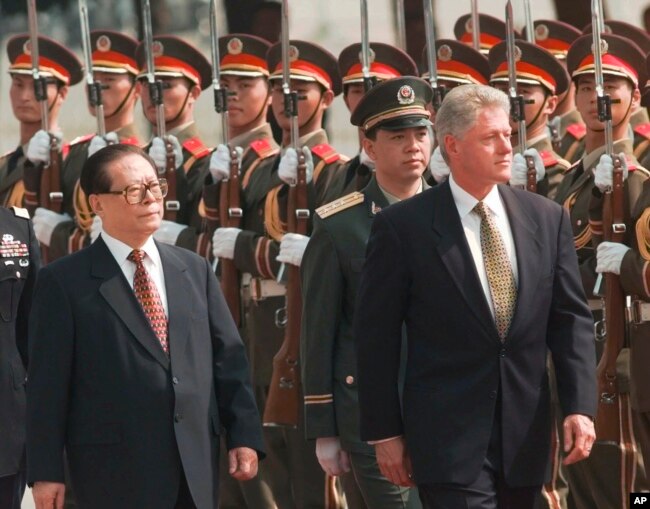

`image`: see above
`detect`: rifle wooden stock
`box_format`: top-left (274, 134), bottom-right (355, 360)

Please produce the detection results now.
top-left (325, 474), bottom-right (340, 509)
top-left (263, 154), bottom-right (308, 428)
top-left (594, 159), bottom-right (626, 442)
top-left (525, 154), bottom-right (537, 193)
top-left (163, 139), bottom-right (178, 222)
top-left (218, 146), bottom-right (242, 327)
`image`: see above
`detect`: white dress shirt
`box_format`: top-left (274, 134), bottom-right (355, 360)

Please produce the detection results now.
top-left (448, 174), bottom-right (519, 320)
top-left (101, 231), bottom-right (169, 316)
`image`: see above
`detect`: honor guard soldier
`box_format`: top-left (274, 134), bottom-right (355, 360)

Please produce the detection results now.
top-left (0, 206), bottom-right (40, 509)
top-left (301, 76), bottom-right (431, 509)
top-left (583, 21), bottom-right (650, 163)
top-left (33, 30), bottom-right (142, 261)
top-left (322, 42), bottom-right (418, 202)
top-left (640, 62), bottom-right (650, 169)
top-left (454, 13), bottom-right (520, 55)
top-left (556, 33), bottom-right (650, 509)
top-left (523, 20), bottom-right (585, 163)
top-left (211, 39), bottom-right (343, 509)
top-left (489, 39), bottom-right (572, 199)
top-left (129, 36), bottom-right (212, 253)
top-left (1, 35), bottom-right (81, 210)
top-left (421, 39), bottom-right (491, 184)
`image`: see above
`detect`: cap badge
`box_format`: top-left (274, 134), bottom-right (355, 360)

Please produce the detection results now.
top-left (357, 47), bottom-right (376, 64)
top-left (397, 84), bottom-right (415, 105)
top-left (535, 24), bottom-right (549, 41)
top-left (23, 40), bottom-right (32, 56)
top-left (603, 24), bottom-right (613, 34)
top-left (96, 35), bottom-right (111, 52)
top-left (513, 45), bottom-right (522, 62)
top-left (465, 18), bottom-right (474, 34)
top-left (438, 44), bottom-right (453, 62)
top-left (591, 39), bottom-right (608, 56)
top-left (228, 37), bottom-right (243, 55)
top-left (152, 40), bottom-right (164, 57)
top-left (289, 45), bottom-right (299, 62)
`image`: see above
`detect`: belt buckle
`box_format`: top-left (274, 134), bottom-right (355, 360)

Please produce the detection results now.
top-left (632, 300), bottom-right (650, 324)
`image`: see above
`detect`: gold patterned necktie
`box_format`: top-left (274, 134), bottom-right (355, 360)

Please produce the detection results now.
top-left (128, 249), bottom-right (169, 354)
top-left (473, 201), bottom-right (517, 341)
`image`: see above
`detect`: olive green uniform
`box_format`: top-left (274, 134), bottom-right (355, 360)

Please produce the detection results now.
top-left (301, 176), bottom-right (422, 509)
top-left (555, 110), bottom-right (587, 165)
top-left (0, 147), bottom-right (29, 210)
top-left (517, 135), bottom-right (571, 201)
top-left (319, 153), bottom-right (373, 205)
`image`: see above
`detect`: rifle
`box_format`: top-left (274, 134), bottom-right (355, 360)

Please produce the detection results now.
top-left (26, 0), bottom-right (63, 263)
top-left (470, 0), bottom-right (481, 52)
top-left (395, 0), bottom-right (407, 52)
top-left (359, 0), bottom-right (376, 93)
top-left (263, 0), bottom-right (309, 429)
top-left (142, 0), bottom-right (179, 221)
top-left (79, 0), bottom-right (107, 138)
top-left (423, 0), bottom-right (445, 111)
top-left (591, 0), bottom-right (626, 443)
top-left (505, 0), bottom-right (536, 193)
top-left (209, 0), bottom-right (242, 326)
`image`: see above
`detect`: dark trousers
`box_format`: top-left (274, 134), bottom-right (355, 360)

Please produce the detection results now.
top-left (174, 470), bottom-right (197, 509)
top-left (0, 471), bottom-right (25, 509)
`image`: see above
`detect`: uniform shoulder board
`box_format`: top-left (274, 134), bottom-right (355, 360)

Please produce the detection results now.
top-left (250, 138), bottom-right (278, 159)
top-left (634, 123), bottom-right (650, 141)
top-left (62, 142), bottom-right (71, 159)
top-left (316, 192), bottom-right (364, 219)
top-left (538, 150), bottom-right (558, 167)
top-left (69, 133), bottom-right (95, 146)
top-left (182, 137), bottom-right (211, 159)
top-left (566, 123), bottom-right (586, 140)
top-left (11, 206), bottom-right (30, 219)
top-left (120, 136), bottom-right (141, 146)
top-left (311, 143), bottom-right (340, 164)
top-left (564, 159), bottom-right (581, 174)
top-left (625, 155), bottom-right (639, 172)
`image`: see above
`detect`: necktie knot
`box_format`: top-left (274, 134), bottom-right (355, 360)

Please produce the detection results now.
top-left (128, 249), bottom-right (146, 265)
top-left (473, 201), bottom-right (490, 221)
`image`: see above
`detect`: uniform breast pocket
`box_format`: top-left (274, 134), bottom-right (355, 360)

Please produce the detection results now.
top-left (0, 266), bottom-right (23, 322)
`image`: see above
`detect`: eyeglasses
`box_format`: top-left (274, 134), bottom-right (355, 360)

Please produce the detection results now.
top-left (100, 178), bottom-right (168, 205)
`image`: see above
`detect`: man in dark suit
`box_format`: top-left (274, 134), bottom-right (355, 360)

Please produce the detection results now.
top-left (354, 84), bottom-right (597, 509)
top-left (26, 144), bottom-right (264, 509)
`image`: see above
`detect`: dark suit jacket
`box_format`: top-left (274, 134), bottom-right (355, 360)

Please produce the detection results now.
top-left (354, 181), bottom-right (596, 487)
top-left (26, 237), bottom-right (264, 509)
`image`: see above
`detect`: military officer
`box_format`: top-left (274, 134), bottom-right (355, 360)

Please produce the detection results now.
top-left (0, 206), bottom-right (40, 509)
top-left (211, 40), bottom-right (344, 509)
top-left (488, 39), bottom-right (571, 199)
top-left (556, 33), bottom-right (650, 509)
top-left (454, 12), bottom-right (520, 55)
top-left (640, 60), bottom-right (650, 169)
top-left (1, 35), bottom-right (82, 211)
top-left (301, 76), bottom-right (431, 509)
top-left (32, 30), bottom-right (141, 261)
top-left (321, 42), bottom-right (418, 203)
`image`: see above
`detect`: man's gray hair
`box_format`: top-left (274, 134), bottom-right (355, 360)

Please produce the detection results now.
top-left (435, 85), bottom-right (510, 163)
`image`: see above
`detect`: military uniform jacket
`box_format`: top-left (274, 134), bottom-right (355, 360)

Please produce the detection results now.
top-left (48, 124), bottom-right (141, 260)
top-left (301, 177), bottom-right (428, 454)
top-left (0, 207), bottom-right (40, 477)
top-left (0, 147), bottom-right (29, 209)
top-left (520, 135), bottom-right (571, 201)
top-left (556, 109), bottom-right (586, 165)
top-left (318, 153), bottom-right (373, 205)
top-left (554, 139), bottom-right (649, 298)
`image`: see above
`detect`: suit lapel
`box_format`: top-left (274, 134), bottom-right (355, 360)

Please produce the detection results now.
top-left (156, 242), bottom-right (191, 365)
top-left (497, 186), bottom-right (541, 341)
top-left (431, 182), bottom-right (496, 339)
top-left (93, 237), bottom-right (170, 370)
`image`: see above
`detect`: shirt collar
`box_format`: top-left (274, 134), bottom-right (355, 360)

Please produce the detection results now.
top-left (378, 179), bottom-right (424, 205)
top-left (101, 230), bottom-right (161, 270)
top-left (448, 173), bottom-right (504, 219)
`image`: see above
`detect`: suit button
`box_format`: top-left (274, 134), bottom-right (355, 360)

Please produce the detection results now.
top-left (489, 391), bottom-right (497, 399)
top-left (345, 376), bottom-right (355, 385)
top-left (172, 377), bottom-right (179, 384)
top-left (500, 348), bottom-right (506, 358)
top-left (174, 413), bottom-right (183, 422)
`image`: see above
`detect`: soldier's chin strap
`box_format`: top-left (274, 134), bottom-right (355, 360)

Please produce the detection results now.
top-left (104, 79), bottom-right (136, 120)
top-left (591, 94), bottom-right (630, 133)
top-left (298, 90), bottom-right (324, 132)
top-left (167, 83), bottom-right (194, 126)
top-left (512, 90), bottom-right (548, 140)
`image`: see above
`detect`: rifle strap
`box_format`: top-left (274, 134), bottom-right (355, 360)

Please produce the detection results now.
top-left (264, 185), bottom-right (286, 242)
top-left (619, 393), bottom-right (638, 508)
top-left (636, 208), bottom-right (650, 262)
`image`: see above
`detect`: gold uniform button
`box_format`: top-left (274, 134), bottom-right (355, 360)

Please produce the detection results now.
top-left (345, 376), bottom-right (355, 385)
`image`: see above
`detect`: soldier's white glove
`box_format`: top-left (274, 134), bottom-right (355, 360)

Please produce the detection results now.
top-left (277, 233), bottom-right (309, 267)
top-left (210, 144), bottom-right (243, 183)
top-left (278, 147), bottom-right (314, 185)
top-left (149, 135), bottom-right (183, 171)
top-left (26, 129), bottom-right (62, 164)
top-left (428, 146), bottom-right (450, 183)
top-left (315, 437), bottom-right (351, 476)
top-left (90, 215), bottom-right (103, 244)
top-left (596, 241), bottom-right (630, 275)
top-left (88, 132), bottom-right (119, 158)
top-left (510, 148), bottom-right (545, 187)
top-left (358, 148), bottom-right (376, 170)
top-left (152, 219), bottom-right (186, 245)
top-left (212, 227), bottom-right (242, 260)
top-left (32, 207), bottom-right (71, 246)
top-left (594, 153), bottom-right (629, 192)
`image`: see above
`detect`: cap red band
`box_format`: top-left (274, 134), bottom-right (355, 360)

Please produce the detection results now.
top-left (536, 37), bottom-right (571, 55)
top-left (13, 54), bottom-right (71, 84)
top-left (221, 53), bottom-right (268, 72)
top-left (273, 59), bottom-right (333, 90)
top-left (438, 60), bottom-right (488, 85)
top-left (460, 33), bottom-right (501, 49)
top-left (92, 50), bottom-right (138, 73)
top-left (154, 55), bottom-right (201, 85)
top-left (576, 53), bottom-right (639, 85)
top-left (345, 62), bottom-right (401, 80)
top-left (495, 61), bottom-right (557, 92)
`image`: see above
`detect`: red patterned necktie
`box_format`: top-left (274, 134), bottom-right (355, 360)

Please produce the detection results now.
top-left (128, 249), bottom-right (169, 354)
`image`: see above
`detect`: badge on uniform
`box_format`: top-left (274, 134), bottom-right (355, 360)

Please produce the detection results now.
top-left (0, 234), bottom-right (28, 259)
top-left (371, 202), bottom-right (382, 215)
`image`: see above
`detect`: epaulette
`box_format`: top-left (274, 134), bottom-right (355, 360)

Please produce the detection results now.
top-left (311, 143), bottom-right (340, 165)
top-left (11, 206), bottom-right (29, 219)
top-left (182, 137), bottom-right (211, 159)
top-left (69, 133), bottom-right (95, 146)
top-left (316, 192), bottom-right (364, 219)
top-left (564, 159), bottom-right (581, 174)
top-left (634, 123), bottom-right (650, 141)
top-left (625, 155), bottom-right (639, 172)
top-left (539, 150), bottom-right (570, 170)
top-left (566, 123), bottom-right (586, 140)
top-left (62, 142), bottom-right (70, 159)
top-left (250, 138), bottom-right (278, 159)
top-left (120, 136), bottom-right (141, 146)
